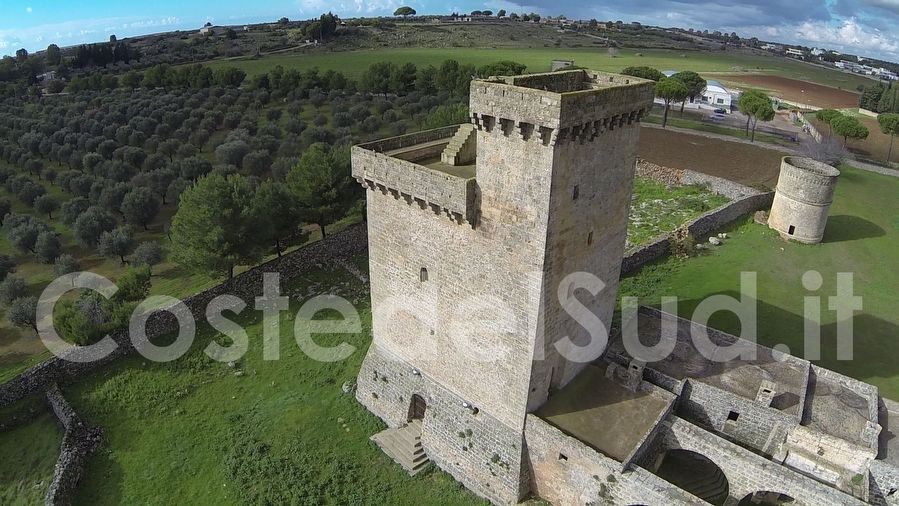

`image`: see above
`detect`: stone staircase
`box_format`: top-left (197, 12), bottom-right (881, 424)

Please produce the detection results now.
top-left (371, 419), bottom-right (430, 476)
top-left (440, 124), bottom-right (476, 166)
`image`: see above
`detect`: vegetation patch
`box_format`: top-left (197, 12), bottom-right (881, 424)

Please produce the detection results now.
top-left (627, 177), bottom-right (728, 248)
top-left (620, 166), bottom-right (899, 398)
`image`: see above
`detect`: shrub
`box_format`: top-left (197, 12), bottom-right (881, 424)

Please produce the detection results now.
top-left (131, 242), bottom-right (165, 275)
top-left (61, 197), bottom-right (91, 226)
top-left (0, 255), bottom-right (14, 281)
top-left (34, 194), bottom-right (59, 219)
top-left (53, 254), bottom-right (78, 277)
top-left (8, 296), bottom-right (38, 332)
top-left (0, 276), bottom-right (27, 305)
top-left (73, 206), bottom-right (116, 247)
top-left (35, 231), bottom-right (62, 264)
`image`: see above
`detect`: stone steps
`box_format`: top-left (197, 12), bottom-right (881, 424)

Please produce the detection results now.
top-left (371, 419), bottom-right (430, 476)
top-left (441, 124), bottom-right (476, 166)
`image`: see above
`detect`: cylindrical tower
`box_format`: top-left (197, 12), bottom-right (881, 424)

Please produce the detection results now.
top-left (768, 156), bottom-right (840, 244)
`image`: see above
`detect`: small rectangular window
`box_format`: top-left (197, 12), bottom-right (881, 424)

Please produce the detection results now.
top-left (572, 185), bottom-right (579, 200)
top-left (727, 411), bottom-right (740, 422)
top-left (788, 225), bottom-right (796, 235)
top-left (587, 231), bottom-right (594, 245)
top-left (558, 453), bottom-right (568, 462)
top-left (420, 267), bottom-right (428, 282)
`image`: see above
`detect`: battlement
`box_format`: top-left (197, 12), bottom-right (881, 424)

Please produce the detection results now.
top-left (351, 126), bottom-right (477, 225)
top-left (469, 69), bottom-right (655, 146)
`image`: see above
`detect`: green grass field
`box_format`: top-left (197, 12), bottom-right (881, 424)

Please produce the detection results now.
top-left (0, 410), bottom-right (60, 505)
top-left (620, 165), bottom-right (899, 398)
top-left (628, 178), bottom-right (729, 247)
top-left (26, 259), bottom-right (482, 505)
top-left (207, 47), bottom-right (875, 91)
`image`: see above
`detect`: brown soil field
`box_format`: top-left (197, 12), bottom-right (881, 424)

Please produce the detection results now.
top-left (637, 127), bottom-right (787, 189)
top-left (810, 115), bottom-right (898, 164)
top-left (717, 74), bottom-right (861, 109)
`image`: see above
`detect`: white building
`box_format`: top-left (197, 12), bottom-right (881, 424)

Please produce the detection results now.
top-left (659, 72), bottom-right (733, 112)
top-left (701, 80), bottom-right (732, 109)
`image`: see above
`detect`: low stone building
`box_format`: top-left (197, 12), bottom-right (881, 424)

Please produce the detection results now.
top-left (351, 69), bottom-right (899, 505)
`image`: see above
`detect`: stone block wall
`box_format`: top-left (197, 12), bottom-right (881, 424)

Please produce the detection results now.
top-left (678, 380), bottom-right (798, 456)
top-left (869, 459), bottom-right (899, 505)
top-left (355, 125), bottom-right (459, 153)
top-left (658, 416), bottom-right (866, 505)
top-left (524, 414), bottom-right (704, 505)
top-left (356, 344), bottom-right (528, 505)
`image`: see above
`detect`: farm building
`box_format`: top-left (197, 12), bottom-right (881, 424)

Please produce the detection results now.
top-left (701, 80), bottom-right (733, 109)
top-left (661, 71), bottom-right (734, 112)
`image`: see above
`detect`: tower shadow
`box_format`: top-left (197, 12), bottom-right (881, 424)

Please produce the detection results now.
top-left (822, 215), bottom-right (885, 243)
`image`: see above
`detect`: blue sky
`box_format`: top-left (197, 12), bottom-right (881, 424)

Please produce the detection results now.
top-left (1, 0), bottom-right (898, 62)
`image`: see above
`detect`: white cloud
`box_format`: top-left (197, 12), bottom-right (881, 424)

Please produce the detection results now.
top-left (795, 17), bottom-right (899, 56)
top-left (26, 6), bottom-right (33, 13)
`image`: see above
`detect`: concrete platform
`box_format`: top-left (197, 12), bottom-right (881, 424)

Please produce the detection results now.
top-left (536, 365), bottom-right (671, 462)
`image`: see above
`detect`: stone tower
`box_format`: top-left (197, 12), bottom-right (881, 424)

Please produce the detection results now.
top-left (768, 156), bottom-right (840, 244)
top-left (352, 70), bottom-right (655, 504)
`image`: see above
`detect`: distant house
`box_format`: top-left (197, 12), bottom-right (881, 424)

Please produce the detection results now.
top-left (200, 26), bottom-right (215, 35)
top-left (702, 80), bottom-right (732, 109)
top-left (760, 43), bottom-right (784, 52)
top-left (551, 60), bottom-right (575, 71)
top-left (658, 72), bottom-right (733, 112)
top-left (36, 71), bottom-right (56, 83)
top-left (785, 48), bottom-right (804, 59)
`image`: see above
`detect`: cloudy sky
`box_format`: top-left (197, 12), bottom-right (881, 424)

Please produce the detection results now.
top-left (1, 0), bottom-right (898, 62)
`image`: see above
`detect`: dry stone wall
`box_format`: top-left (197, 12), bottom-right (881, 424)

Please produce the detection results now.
top-left (622, 159), bottom-right (775, 275)
top-left (44, 383), bottom-right (102, 506)
top-left (0, 224), bottom-right (368, 408)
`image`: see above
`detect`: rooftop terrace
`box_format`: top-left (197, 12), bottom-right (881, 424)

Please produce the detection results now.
top-left (536, 365), bottom-right (674, 462)
top-left (352, 125), bottom-right (477, 224)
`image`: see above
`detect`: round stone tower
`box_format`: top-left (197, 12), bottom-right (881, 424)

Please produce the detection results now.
top-left (768, 156), bottom-right (840, 244)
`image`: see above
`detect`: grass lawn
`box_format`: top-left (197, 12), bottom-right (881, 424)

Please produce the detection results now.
top-left (0, 409), bottom-right (61, 505)
top-left (20, 259), bottom-right (483, 505)
top-left (204, 47), bottom-right (875, 90)
top-left (628, 177), bottom-right (729, 247)
top-left (620, 165), bottom-right (899, 399)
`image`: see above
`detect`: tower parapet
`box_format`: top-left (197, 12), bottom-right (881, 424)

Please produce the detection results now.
top-left (469, 70), bottom-right (653, 146)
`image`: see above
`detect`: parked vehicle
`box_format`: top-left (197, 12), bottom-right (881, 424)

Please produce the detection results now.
top-left (714, 108), bottom-right (728, 114)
